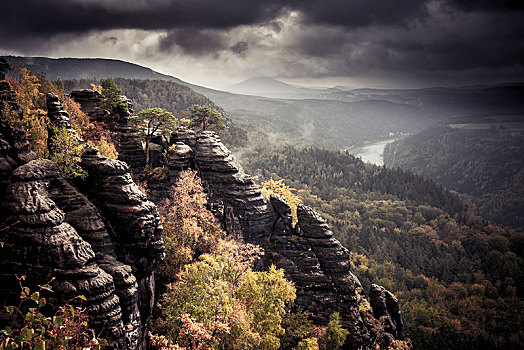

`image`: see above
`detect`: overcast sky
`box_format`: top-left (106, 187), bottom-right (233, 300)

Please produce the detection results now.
top-left (1, 0), bottom-right (523, 89)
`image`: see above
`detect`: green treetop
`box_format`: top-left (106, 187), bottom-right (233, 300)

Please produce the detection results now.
top-left (189, 104), bottom-right (225, 133)
top-left (130, 107), bottom-right (177, 165)
top-left (100, 78), bottom-right (128, 115)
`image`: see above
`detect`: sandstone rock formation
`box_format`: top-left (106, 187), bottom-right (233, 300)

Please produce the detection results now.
top-left (169, 129), bottom-right (276, 242)
top-left (67, 88), bottom-right (406, 349)
top-left (0, 87), bottom-right (164, 349)
top-left (369, 284), bottom-right (405, 341)
top-left (267, 198), bottom-right (372, 348)
top-left (164, 129), bottom-right (402, 349)
top-left (70, 89), bottom-right (145, 177)
top-left (69, 89), bottom-right (103, 118)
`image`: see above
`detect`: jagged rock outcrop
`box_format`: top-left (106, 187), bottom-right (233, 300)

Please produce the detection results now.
top-left (167, 141), bottom-right (193, 178)
top-left (169, 129), bottom-right (276, 241)
top-left (0, 159), bottom-right (128, 348)
top-left (369, 284), bottom-right (405, 341)
top-left (70, 89), bottom-right (145, 177)
top-left (0, 88), bottom-right (163, 349)
top-left (163, 130), bottom-right (403, 349)
top-left (48, 92), bottom-right (164, 346)
top-left (68, 90), bottom-right (405, 349)
top-left (69, 89), bottom-right (104, 119)
top-left (266, 198), bottom-right (371, 348)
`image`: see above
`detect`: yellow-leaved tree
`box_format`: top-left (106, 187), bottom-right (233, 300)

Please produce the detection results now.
top-left (261, 178), bottom-right (301, 227)
top-left (156, 169), bottom-right (224, 285)
top-left (6, 66), bottom-right (50, 158)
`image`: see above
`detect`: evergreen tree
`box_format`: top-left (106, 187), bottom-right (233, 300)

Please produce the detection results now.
top-left (100, 78), bottom-right (128, 115)
top-left (129, 107), bottom-right (176, 165)
top-left (189, 104), bottom-right (225, 133)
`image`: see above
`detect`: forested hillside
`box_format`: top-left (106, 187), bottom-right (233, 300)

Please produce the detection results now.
top-left (63, 77), bottom-right (437, 148)
top-left (63, 78), bottom-right (219, 116)
top-left (240, 144), bottom-right (524, 350)
top-left (63, 78), bottom-right (249, 148)
top-left (384, 120), bottom-right (524, 230)
top-left (173, 88), bottom-right (438, 149)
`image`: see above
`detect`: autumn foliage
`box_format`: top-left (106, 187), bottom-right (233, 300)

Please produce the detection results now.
top-left (2, 65), bottom-right (118, 165)
top-left (261, 178), bottom-right (301, 227)
top-left (156, 170), bottom-right (225, 284)
top-left (0, 275), bottom-right (107, 350)
top-left (5, 66), bottom-right (52, 158)
top-left (151, 170), bottom-right (307, 350)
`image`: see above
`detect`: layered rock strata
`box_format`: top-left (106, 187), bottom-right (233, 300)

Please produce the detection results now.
top-left (164, 130), bottom-right (402, 349)
top-left (0, 87), bottom-right (163, 350)
top-left (47, 92), bottom-right (164, 347)
top-left (266, 197), bottom-right (371, 348)
top-left (68, 91), bottom-right (405, 349)
top-left (369, 284), bottom-right (405, 341)
top-left (70, 89), bottom-right (145, 177)
top-left (0, 160), bottom-right (128, 348)
top-left (169, 129), bottom-right (276, 241)
top-left (69, 89), bottom-right (103, 118)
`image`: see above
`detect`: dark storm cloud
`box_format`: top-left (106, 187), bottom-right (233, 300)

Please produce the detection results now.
top-left (1, 0), bottom-right (523, 85)
top-left (0, 0), bottom-right (285, 41)
top-left (158, 29), bottom-right (228, 56)
top-left (286, 1), bottom-right (524, 79)
top-left (230, 42), bottom-right (249, 56)
top-left (0, 0), bottom-right (431, 41)
top-left (289, 0), bottom-right (428, 28)
top-left (444, 0), bottom-right (524, 12)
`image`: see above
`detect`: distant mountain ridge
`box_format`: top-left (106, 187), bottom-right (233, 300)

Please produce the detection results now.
top-left (227, 77), bottom-right (322, 98)
top-left (6, 55), bottom-right (524, 150)
top-left (4, 56), bottom-right (184, 83)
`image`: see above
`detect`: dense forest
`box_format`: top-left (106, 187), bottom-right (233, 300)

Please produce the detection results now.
top-left (239, 144), bottom-right (524, 350)
top-left (3, 63), bottom-right (523, 350)
top-left (384, 122), bottom-right (524, 230)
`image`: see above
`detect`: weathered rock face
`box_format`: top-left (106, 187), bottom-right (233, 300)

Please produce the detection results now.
top-left (0, 159), bottom-right (129, 348)
top-left (170, 130), bottom-right (276, 241)
top-left (69, 89), bottom-right (146, 177)
top-left (162, 129), bottom-right (404, 349)
top-left (149, 130), bottom-right (370, 337)
top-left (266, 199), bottom-right (371, 348)
top-left (369, 284), bottom-right (405, 341)
top-left (68, 91), bottom-right (405, 349)
top-left (69, 89), bottom-right (103, 119)
top-left (0, 88), bottom-right (163, 349)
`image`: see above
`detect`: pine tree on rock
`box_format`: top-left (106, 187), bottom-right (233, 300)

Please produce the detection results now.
top-left (100, 78), bottom-right (128, 115)
top-left (130, 107), bottom-right (177, 166)
top-left (189, 104), bottom-right (225, 133)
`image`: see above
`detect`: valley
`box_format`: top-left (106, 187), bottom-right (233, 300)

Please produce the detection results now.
top-left (1, 1), bottom-right (523, 349)
top-left (351, 136), bottom-right (404, 166)
top-left (1, 57), bottom-right (523, 350)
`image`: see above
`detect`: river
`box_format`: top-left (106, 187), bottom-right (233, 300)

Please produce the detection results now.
top-left (355, 137), bottom-right (399, 166)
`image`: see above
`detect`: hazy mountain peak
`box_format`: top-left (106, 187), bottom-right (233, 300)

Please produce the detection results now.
top-left (228, 76), bottom-right (301, 96)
